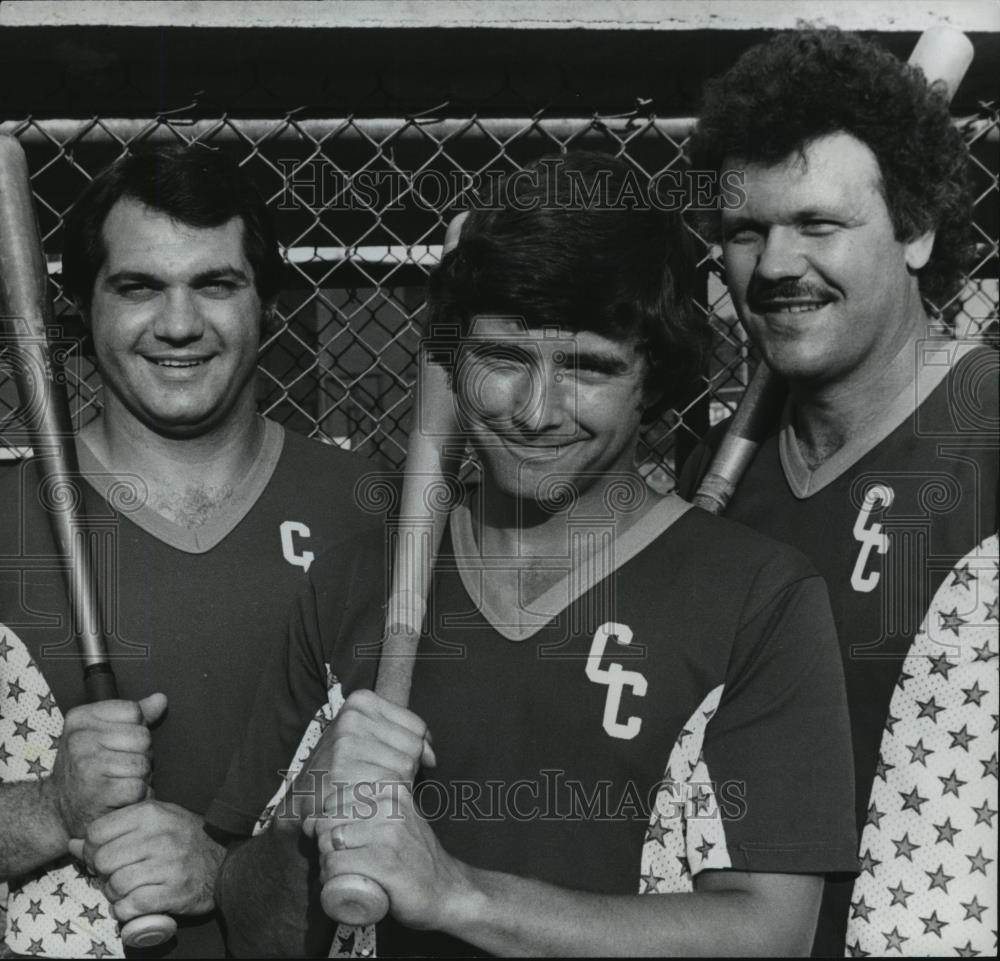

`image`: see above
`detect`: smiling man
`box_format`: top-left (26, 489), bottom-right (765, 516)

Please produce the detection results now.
top-left (681, 29), bottom-right (998, 957)
top-left (210, 152), bottom-right (858, 957)
top-left (0, 146), bottom-right (379, 958)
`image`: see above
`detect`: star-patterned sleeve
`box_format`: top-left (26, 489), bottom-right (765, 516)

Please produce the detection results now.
top-left (1, 624), bottom-right (125, 959)
top-left (845, 532), bottom-right (997, 958)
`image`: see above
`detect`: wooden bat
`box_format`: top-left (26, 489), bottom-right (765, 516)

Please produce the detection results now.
top-left (318, 213), bottom-right (467, 926)
top-left (692, 26), bottom-right (974, 515)
top-left (0, 135), bottom-right (178, 949)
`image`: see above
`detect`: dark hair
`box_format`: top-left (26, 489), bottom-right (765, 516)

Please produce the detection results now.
top-left (426, 151), bottom-right (708, 419)
top-left (62, 144), bottom-right (283, 315)
top-left (687, 27), bottom-right (975, 311)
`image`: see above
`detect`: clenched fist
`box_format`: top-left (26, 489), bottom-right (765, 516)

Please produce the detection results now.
top-left (296, 689), bottom-right (435, 828)
top-left (43, 692), bottom-right (167, 842)
top-left (71, 800), bottom-right (225, 920)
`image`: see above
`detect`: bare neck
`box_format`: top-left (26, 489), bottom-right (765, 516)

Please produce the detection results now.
top-left (474, 469), bottom-right (649, 559)
top-left (790, 312), bottom-right (928, 469)
top-left (79, 395), bottom-right (264, 509)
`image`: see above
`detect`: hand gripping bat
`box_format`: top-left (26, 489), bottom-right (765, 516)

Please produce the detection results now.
top-left (318, 212), bottom-right (468, 927)
top-left (0, 135), bottom-right (178, 949)
top-left (692, 26), bottom-right (975, 515)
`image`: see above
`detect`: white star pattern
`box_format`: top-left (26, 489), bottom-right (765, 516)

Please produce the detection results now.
top-left (252, 665), bottom-right (375, 959)
top-left (0, 626), bottom-right (123, 958)
top-left (847, 534), bottom-right (998, 957)
top-left (641, 686), bottom-right (732, 895)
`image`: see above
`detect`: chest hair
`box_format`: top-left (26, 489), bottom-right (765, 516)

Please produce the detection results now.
top-left (148, 483), bottom-right (235, 529)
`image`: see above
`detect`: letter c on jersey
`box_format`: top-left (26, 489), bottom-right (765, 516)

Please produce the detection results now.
top-left (280, 520), bottom-right (314, 572)
top-left (850, 484), bottom-right (895, 593)
top-left (586, 622), bottom-right (648, 740)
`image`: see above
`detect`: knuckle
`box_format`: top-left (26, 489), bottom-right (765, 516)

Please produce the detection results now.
top-left (403, 730), bottom-right (425, 758)
top-left (406, 711), bottom-right (428, 739)
top-left (62, 707), bottom-right (85, 731)
top-left (347, 689), bottom-right (375, 711)
top-left (103, 870), bottom-right (125, 898)
top-left (92, 848), bottom-right (113, 876)
top-left (117, 778), bottom-right (147, 806)
top-left (134, 887), bottom-right (165, 914)
top-left (120, 701), bottom-right (144, 724)
top-left (65, 729), bottom-right (90, 754)
top-left (125, 890), bottom-right (150, 915)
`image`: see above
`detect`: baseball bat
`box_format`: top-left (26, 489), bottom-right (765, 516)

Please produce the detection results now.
top-left (692, 26), bottom-right (974, 515)
top-left (318, 213), bottom-right (467, 927)
top-left (0, 135), bottom-right (177, 949)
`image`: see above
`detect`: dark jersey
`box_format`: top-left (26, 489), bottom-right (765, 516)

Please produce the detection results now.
top-left (209, 494), bottom-right (858, 957)
top-left (0, 420), bottom-right (382, 959)
top-left (679, 344), bottom-right (999, 957)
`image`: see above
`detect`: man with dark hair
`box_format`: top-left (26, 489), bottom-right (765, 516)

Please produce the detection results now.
top-left (0, 145), bottom-right (379, 958)
top-left (681, 28), bottom-right (997, 957)
top-left (209, 151), bottom-right (858, 957)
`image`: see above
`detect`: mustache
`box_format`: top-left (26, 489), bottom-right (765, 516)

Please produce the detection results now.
top-left (747, 279), bottom-right (833, 309)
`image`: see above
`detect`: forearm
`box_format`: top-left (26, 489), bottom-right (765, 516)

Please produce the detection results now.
top-left (216, 819), bottom-right (334, 958)
top-left (443, 868), bottom-right (822, 958)
top-left (0, 779), bottom-right (70, 878)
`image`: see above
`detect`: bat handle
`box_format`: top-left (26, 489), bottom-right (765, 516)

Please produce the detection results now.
top-left (317, 628), bottom-right (422, 926)
top-left (320, 874), bottom-right (390, 927)
top-left (78, 670), bottom-right (178, 947)
top-left (83, 663), bottom-right (119, 702)
top-left (120, 914), bottom-right (179, 948)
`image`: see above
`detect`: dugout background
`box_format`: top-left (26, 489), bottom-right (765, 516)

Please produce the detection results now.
top-left (1, 3), bottom-right (997, 486)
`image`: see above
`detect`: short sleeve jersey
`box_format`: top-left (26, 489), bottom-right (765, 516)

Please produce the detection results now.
top-left (680, 344), bottom-right (999, 957)
top-left (0, 420), bottom-right (384, 959)
top-left (210, 493), bottom-right (858, 957)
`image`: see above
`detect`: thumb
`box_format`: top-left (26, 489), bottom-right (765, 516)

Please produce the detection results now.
top-left (68, 837), bottom-right (85, 861)
top-left (137, 692), bottom-right (168, 727)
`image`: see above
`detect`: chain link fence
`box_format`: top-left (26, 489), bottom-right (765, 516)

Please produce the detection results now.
top-left (1, 103), bottom-right (997, 486)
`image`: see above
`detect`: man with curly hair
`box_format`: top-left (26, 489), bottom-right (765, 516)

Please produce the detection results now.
top-left (681, 28), bottom-right (998, 957)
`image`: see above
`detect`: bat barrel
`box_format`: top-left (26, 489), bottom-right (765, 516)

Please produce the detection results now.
top-left (0, 135), bottom-right (176, 949)
top-left (0, 137), bottom-right (110, 676)
top-left (692, 365), bottom-right (785, 514)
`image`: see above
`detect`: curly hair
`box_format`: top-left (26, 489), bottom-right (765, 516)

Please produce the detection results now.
top-left (426, 151), bottom-right (709, 420)
top-left (687, 27), bottom-right (975, 311)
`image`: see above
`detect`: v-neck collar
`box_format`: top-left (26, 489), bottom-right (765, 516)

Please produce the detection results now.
top-left (76, 418), bottom-right (284, 554)
top-left (778, 341), bottom-right (971, 499)
top-left (449, 491), bottom-right (691, 642)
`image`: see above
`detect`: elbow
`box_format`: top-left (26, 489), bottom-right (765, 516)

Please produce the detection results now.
top-left (215, 841), bottom-right (255, 958)
top-left (215, 838), bottom-right (289, 958)
top-left (749, 884), bottom-right (821, 957)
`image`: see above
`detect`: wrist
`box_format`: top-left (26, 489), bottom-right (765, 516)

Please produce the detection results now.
top-left (37, 776), bottom-right (72, 854)
top-left (438, 861), bottom-right (491, 940)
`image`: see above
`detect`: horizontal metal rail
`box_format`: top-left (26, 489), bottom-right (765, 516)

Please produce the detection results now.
top-left (2, 114), bottom-right (995, 145)
top-left (0, 116), bottom-right (700, 145)
top-left (43, 244), bottom-right (445, 274)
